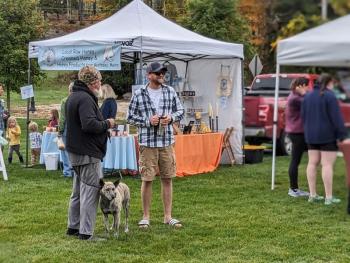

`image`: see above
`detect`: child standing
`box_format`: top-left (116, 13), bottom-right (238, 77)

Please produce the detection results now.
top-left (6, 116), bottom-right (24, 164)
top-left (29, 121), bottom-right (42, 166)
top-left (48, 109), bottom-right (59, 128)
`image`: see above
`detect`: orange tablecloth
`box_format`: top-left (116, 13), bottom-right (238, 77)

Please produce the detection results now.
top-left (174, 133), bottom-right (223, 176)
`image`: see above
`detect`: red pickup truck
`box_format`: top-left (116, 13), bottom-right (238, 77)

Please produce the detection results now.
top-left (244, 74), bottom-right (350, 155)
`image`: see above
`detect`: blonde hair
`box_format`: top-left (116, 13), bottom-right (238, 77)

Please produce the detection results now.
top-left (29, 121), bottom-right (38, 132)
top-left (101, 84), bottom-right (117, 99)
top-left (68, 82), bottom-right (74, 93)
top-left (7, 116), bottom-right (17, 126)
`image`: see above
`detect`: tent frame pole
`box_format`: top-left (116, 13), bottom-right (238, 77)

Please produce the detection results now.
top-left (241, 58), bottom-right (245, 164)
top-left (271, 64), bottom-right (280, 190)
top-left (26, 58), bottom-right (31, 168)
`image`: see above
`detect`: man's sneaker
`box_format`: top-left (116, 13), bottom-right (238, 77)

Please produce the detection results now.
top-left (79, 234), bottom-right (106, 242)
top-left (308, 195), bottom-right (324, 203)
top-left (324, 197), bottom-right (341, 205)
top-left (288, 188), bottom-right (309, 197)
top-left (288, 188), bottom-right (299, 197)
top-left (66, 228), bottom-right (79, 237)
top-left (296, 189), bottom-right (309, 197)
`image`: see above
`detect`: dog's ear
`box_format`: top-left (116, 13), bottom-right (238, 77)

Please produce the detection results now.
top-left (99, 179), bottom-right (105, 187)
top-left (113, 179), bottom-right (120, 187)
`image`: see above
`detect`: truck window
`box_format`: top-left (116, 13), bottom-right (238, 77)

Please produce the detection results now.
top-left (252, 77), bottom-right (294, 91)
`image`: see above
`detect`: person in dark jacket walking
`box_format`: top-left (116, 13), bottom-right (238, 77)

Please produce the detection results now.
top-left (65, 65), bottom-right (115, 240)
top-left (285, 77), bottom-right (309, 197)
top-left (302, 73), bottom-right (350, 205)
top-left (100, 84), bottom-right (117, 120)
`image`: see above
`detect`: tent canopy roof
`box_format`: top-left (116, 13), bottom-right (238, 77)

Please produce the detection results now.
top-left (29, 0), bottom-right (243, 61)
top-left (277, 14), bottom-right (350, 67)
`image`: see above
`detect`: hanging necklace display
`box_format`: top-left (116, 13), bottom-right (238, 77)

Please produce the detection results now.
top-left (216, 65), bottom-right (232, 109)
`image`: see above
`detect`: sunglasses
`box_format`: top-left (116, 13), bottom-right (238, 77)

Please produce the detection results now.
top-left (151, 71), bottom-right (165, 76)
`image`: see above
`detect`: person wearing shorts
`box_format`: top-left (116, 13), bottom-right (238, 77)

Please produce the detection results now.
top-left (302, 74), bottom-right (350, 205)
top-left (127, 62), bottom-right (184, 228)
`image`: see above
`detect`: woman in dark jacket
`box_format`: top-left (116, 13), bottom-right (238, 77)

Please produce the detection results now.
top-left (302, 74), bottom-right (350, 205)
top-left (100, 84), bottom-right (117, 120)
top-left (285, 77), bottom-right (309, 197)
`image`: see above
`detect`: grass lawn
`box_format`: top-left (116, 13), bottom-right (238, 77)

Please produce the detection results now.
top-left (8, 71), bottom-right (73, 107)
top-left (1, 118), bottom-right (350, 262)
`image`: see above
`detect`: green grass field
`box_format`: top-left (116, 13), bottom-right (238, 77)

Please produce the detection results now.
top-left (1, 75), bottom-right (350, 262)
top-left (0, 118), bottom-right (350, 262)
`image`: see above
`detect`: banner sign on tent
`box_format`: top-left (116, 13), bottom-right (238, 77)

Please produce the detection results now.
top-left (38, 44), bottom-right (121, 71)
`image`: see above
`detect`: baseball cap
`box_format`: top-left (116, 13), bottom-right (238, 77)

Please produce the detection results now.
top-left (146, 62), bottom-right (167, 74)
top-left (78, 65), bottom-right (102, 85)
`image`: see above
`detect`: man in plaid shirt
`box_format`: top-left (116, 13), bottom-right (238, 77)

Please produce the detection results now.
top-left (127, 62), bottom-right (184, 228)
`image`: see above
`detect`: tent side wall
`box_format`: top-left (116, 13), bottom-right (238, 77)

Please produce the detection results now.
top-left (187, 58), bottom-right (243, 163)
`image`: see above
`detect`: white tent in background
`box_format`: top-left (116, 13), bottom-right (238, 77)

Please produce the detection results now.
top-left (29, 0), bottom-right (242, 59)
top-left (271, 14), bottom-right (350, 189)
top-left (29, 0), bottom-right (245, 163)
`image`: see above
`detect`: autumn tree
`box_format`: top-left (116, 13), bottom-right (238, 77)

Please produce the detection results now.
top-left (182, 0), bottom-right (255, 82)
top-left (329, 0), bottom-right (350, 16)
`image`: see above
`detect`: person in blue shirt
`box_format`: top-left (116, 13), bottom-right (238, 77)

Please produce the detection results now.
top-left (100, 84), bottom-right (117, 120)
top-left (302, 73), bottom-right (350, 205)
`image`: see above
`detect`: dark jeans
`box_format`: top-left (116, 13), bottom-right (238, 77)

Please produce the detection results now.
top-left (288, 133), bottom-right (306, 190)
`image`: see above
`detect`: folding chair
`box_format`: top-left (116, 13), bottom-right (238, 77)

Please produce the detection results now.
top-left (221, 127), bottom-right (235, 166)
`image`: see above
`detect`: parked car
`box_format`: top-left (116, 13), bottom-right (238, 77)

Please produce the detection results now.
top-left (244, 73), bottom-right (350, 155)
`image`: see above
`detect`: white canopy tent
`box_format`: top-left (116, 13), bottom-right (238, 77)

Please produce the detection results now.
top-left (28, 0), bottom-right (245, 163)
top-left (271, 14), bottom-right (350, 189)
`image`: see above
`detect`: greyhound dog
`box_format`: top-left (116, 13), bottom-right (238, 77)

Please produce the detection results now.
top-left (99, 178), bottom-right (130, 238)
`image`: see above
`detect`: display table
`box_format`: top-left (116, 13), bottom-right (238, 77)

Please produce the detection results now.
top-left (174, 133), bottom-right (223, 176)
top-left (40, 131), bottom-right (60, 164)
top-left (103, 136), bottom-right (138, 170)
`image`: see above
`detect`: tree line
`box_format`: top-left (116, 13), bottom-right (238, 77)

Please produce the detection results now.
top-left (0, 0), bottom-right (349, 98)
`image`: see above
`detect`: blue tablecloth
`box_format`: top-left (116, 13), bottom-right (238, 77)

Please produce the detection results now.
top-left (40, 131), bottom-right (60, 164)
top-left (103, 136), bottom-right (138, 170)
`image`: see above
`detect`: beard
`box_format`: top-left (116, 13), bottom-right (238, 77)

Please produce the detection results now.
top-left (92, 88), bottom-right (101, 98)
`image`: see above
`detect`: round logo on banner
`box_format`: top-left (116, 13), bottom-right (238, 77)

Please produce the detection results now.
top-left (43, 48), bottom-right (56, 66)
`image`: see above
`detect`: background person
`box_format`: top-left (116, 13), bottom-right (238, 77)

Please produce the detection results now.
top-left (127, 62), bottom-right (184, 229)
top-left (100, 84), bottom-right (117, 120)
top-left (58, 82), bottom-right (74, 178)
top-left (0, 83), bottom-right (8, 138)
top-left (28, 121), bottom-right (42, 166)
top-left (48, 108), bottom-right (59, 128)
top-left (285, 77), bottom-right (309, 197)
top-left (302, 73), bottom-right (350, 205)
top-left (65, 65), bottom-right (115, 240)
top-left (6, 116), bottom-right (24, 164)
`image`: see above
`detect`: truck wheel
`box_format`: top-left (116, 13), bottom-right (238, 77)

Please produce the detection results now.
top-left (277, 132), bottom-right (292, 156)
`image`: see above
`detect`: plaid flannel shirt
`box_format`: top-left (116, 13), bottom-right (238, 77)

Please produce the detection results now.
top-left (127, 84), bottom-right (184, 147)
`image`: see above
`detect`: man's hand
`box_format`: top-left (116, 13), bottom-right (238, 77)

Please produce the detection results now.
top-left (150, 115), bottom-right (160, 126)
top-left (160, 115), bottom-right (172, 126)
top-left (340, 138), bottom-right (350, 144)
top-left (107, 118), bottom-right (115, 128)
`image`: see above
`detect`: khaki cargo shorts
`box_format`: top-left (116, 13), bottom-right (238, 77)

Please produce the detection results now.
top-left (139, 144), bottom-right (176, 181)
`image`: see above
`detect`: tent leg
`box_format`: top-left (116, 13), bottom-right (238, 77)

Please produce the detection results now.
top-left (241, 58), bottom-right (245, 165)
top-left (26, 58), bottom-right (31, 168)
top-left (271, 64), bottom-right (280, 190)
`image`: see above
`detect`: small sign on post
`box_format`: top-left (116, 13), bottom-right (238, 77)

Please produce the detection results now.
top-left (20, 85), bottom-right (34, 100)
top-left (249, 54), bottom-right (263, 78)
